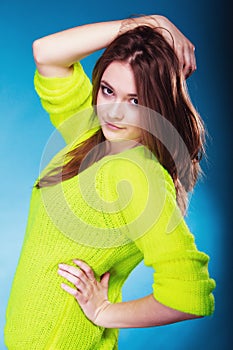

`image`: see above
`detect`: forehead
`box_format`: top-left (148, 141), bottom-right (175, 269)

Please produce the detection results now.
top-left (102, 61), bottom-right (137, 93)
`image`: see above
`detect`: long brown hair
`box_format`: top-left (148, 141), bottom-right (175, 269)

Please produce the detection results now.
top-left (36, 25), bottom-right (205, 214)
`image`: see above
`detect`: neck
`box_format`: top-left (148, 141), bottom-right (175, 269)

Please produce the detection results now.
top-left (105, 139), bottom-right (140, 155)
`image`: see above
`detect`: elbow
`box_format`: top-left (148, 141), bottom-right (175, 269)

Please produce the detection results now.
top-left (32, 39), bottom-right (48, 66)
top-left (188, 314), bottom-right (204, 320)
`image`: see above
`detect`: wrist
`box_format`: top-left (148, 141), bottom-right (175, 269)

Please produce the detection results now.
top-left (94, 301), bottom-right (113, 327)
top-left (118, 18), bottom-right (138, 36)
top-left (118, 15), bottom-right (167, 37)
top-left (153, 15), bottom-right (167, 26)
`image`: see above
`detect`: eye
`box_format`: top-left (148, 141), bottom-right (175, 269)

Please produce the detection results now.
top-left (130, 98), bottom-right (138, 106)
top-left (100, 84), bottom-right (113, 96)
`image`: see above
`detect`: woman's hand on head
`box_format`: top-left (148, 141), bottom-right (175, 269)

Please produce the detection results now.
top-left (58, 260), bottom-right (111, 325)
top-left (150, 15), bottom-right (197, 78)
top-left (122, 15), bottom-right (196, 79)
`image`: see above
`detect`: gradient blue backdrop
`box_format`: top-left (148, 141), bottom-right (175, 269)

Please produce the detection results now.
top-left (1, 0), bottom-right (232, 349)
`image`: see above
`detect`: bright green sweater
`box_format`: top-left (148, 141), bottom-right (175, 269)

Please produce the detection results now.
top-left (5, 62), bottom-right (215, 350)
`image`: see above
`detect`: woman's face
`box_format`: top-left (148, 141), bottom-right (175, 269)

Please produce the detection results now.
top-left (96, 61), bottom-right (142, 146)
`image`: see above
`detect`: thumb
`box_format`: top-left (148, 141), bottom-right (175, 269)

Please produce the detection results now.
top-left (100, 272), bottom-right (110, 288)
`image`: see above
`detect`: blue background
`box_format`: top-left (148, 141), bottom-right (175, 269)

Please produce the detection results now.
top-left (0, 0), bottom-right (232, 349)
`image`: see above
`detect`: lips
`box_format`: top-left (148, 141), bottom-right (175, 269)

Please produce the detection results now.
top-left (104, 121), bottom-right (125, 130)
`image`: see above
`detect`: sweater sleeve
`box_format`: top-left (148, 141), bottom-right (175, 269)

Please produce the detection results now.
top-left (34, 62), bottom-right (100, 144)
top-left (98, 150), bottom-right (216, 316)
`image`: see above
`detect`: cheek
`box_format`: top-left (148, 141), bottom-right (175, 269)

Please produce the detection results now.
top-left (127, 111), bottom-right (141, 128)
top-left (96, 90), bottom-right (104, 120)
top-left (96, 90), bottom-right (109, 117)
top-left (127, 123), bottom-right (142, 137)
top-left (128, 114), bottom-right (143, 138)
top-left (134, 127), bottom-right (142, 138)
top-left (96, 89), bottom-right (101, 105)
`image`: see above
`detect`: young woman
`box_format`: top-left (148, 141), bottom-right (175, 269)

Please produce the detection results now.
top-left (4, 15), bottom-right (215, 349)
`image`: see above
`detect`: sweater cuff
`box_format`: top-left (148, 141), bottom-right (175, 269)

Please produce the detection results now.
top-left (151, 251), bottom-right (216, 316)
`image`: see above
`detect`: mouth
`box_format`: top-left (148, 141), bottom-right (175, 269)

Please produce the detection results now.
top-left (104, 121), bottom-right (125, 130)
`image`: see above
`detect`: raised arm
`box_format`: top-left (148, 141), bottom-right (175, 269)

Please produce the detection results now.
top-left (32, 15), bottom-right (196, 78)
top-left (32, 20), bottom-right (122, 77)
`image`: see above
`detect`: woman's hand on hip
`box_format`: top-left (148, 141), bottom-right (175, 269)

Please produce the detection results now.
top-left (58, 260), bottom-right (111, 325)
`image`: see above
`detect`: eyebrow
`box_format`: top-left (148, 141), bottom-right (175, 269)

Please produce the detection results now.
top-left (100, 80), bottom-right (138, 97)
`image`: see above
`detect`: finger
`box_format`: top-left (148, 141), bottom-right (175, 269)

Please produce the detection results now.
top-left (58, 268), bottom-right (86, 291)
top-left (183, 44), bottom-right (196, 78)
top-left (58, 264), bottom-right (89, 284)
top-left (182, 47), bottom-right (192, 78)
top-left (190, 45), bottom-right (196, 71)
top-left (73, 260), bottom-right (95, 281)
top-left (189, 45), bottom-right (197, 76)
top-left (175, 45), bottom-right (189, 78)
top-left (61, 283), bottom-right (86, 303)
top-left (100, 272), bottom-right (110, 289)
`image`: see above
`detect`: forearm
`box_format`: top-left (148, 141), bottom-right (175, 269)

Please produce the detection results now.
top-left (33, 20), bottom-right (122, 76)
top-left (59, 261), bottom-right (205, 329)
top-left (95, 294), bottom-right (202, 328)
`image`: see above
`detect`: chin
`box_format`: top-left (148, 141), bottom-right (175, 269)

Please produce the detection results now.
top-left (102, 130), bottom-right (123, 141)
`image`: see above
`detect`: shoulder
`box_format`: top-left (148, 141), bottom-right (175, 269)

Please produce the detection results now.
top-left (34, 61), bottom-right (93, 116)
top-left (96, 145), bottom-right (176, 207)
top-left (34, 61), bottom-right (92, 94)
top-left (34, 61), bottom-right (94, 143)
top-left (101, 146), bottom-right (175, 192)
top-left (93, 145), bottom-right (182, 242)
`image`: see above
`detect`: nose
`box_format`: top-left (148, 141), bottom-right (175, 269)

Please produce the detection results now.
top-left (107, 102), bottom-right (124, 121)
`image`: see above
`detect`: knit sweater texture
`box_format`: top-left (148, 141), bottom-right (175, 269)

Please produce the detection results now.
top-left (4, 62), bottom-right (215, 349)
